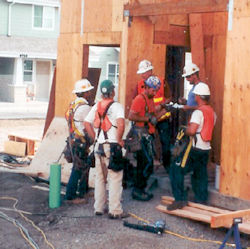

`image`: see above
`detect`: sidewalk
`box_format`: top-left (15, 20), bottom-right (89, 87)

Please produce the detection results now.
top-left (0, 101), bottom-right (48, 119)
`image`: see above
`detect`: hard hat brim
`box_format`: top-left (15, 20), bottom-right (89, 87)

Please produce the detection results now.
top-left (137, 65), bottom-right (154, 74)
top-left (72, 85), bottom-right (94, 93)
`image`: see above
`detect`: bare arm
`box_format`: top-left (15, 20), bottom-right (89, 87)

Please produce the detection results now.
top-left (185, 122), bottom-right (199, 136)
top-left (83, 121), bottom-right (96, 141)
top-left (128, 111), bottom-right (149, 123)
top-left (116, 118), bottom-right (125, 147)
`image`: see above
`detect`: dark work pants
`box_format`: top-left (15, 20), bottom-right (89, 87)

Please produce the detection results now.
top-left (133, 135), bottom-right (154, 191)
top-left (156, 120), bottom-right (171, 170)
top-left (65, 139), bottom-right (89, 200)
top-left (66, 167), bottom-right (89, 199)
top-left (170, 147), bottom-right (210, 202)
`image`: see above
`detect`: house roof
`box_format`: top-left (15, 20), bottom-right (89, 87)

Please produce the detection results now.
top-left (0, 36), bottom-right (57, 59)
top-left (6, 0), bottom-right (60, 7)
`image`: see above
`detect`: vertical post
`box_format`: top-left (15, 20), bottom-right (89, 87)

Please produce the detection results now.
top-left (49, 163), bottom-right (61, 208)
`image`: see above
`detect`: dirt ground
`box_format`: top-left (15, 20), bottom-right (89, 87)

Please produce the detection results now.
top-left (0, 119), bottom-right (249, 249)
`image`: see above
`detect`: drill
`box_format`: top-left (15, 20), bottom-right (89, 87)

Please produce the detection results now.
top-left (123, 220), bottom-right (166, 235)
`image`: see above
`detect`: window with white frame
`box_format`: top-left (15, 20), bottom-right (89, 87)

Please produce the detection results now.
top-left (107, 63), bottom-right (119, 85)
top-left (23, 60), bottom-right (33, 82)
top-left (33, 5), bottom-right (55, 29)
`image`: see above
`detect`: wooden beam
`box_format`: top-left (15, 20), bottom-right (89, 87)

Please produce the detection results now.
top-left (211, 209), bottom-right (250, 228)
top-left (124, 0), bottom-right (228, 17)
top-left (154, 26), bottom-right (190, 47)
top-left (82, 45), bottom-right (89, 78)
top-left (189, 13), bottom-right (206, 81)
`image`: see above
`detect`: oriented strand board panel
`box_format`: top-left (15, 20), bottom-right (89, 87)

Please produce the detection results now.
top-left (221, 0), bottom-right (250, 200)
top-left (119, 16), bottom-right (166, 115)
top-left (55, 33), bottom-right (83, 117)
top-left (60, 0), bottom-right (82, 34)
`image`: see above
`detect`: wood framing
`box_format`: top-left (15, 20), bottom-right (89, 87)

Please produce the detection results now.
top-left (157, 196), bottom-right (250, 234)
top-left (124, 0), bottom-right (228, 16)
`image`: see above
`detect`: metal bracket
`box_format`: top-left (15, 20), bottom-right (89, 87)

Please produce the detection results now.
top-left (123, 10), bottom-right (133, 27)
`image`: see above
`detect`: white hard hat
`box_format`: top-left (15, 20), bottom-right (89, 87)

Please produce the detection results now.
top-left (72, 79), bottom-right (94, 93)
top-left (137, 60), bottom-right (154, 74)
top-left (193, 82), bottom-right (210, 96)
top-left (182, 63), bottom-right (200, 77)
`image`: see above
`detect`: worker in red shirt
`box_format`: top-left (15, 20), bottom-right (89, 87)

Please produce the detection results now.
top-left (134, 60), bottom-right (172, 173)
top-left (128, 76), bottom-right (167, 201)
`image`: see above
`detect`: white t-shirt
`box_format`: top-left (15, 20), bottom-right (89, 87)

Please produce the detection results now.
top-left (190, 109), bottom-right (216, 150)
top-left (73, 97), bottom-right (91, 136)
top-left (84, 101), bottom-right (125, 143)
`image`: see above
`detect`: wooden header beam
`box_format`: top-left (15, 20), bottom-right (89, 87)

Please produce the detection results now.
top-left (124, 0), bottom-right (228, 16)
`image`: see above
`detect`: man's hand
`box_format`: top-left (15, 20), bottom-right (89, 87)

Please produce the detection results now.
top-left (178, 97), bottom-right (187, 105)
top-left (147, 113), bottom-right (158, 126)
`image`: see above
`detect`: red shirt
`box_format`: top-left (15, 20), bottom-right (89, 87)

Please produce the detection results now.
top-left (130, 93), bottom-right (156, 134)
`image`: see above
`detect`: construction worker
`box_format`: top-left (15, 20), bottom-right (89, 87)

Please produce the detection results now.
top-left (128, 75), bottom-right (166, 201)
top-left (65, 79), bottom-right (94, 204)
top-left (167, 83), bottom-right (216, 211)
top-left (84, 80), bottom-right (129, 219)
top-left (179, 62), bottom-right (203, 111)
top-left (135, 59), bottom-right (172, 173)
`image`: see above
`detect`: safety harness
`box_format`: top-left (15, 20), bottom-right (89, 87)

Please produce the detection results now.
top-left (65, 99), bottom-right (86, 138)
top-left (93, 100), bottom-right (116, 140)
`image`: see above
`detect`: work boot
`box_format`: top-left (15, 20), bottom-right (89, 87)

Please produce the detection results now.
top-left (167, 201), bottom-right (187, 211)
top-left (66, 198), bottom-right (87, 205)
top-left (108, 212), bottom-right (130, 220)
top-left (132, 189), bottom-right (153, 201)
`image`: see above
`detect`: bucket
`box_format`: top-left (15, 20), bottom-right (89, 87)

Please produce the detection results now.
top-left (215, 164), bottom-right (220, 190)
top-left (49, 163), bottom-right (61, 208)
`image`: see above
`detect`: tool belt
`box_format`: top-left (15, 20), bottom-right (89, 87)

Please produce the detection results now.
top-left (125, 126), bottom-right (148, 153)
top-left (108, 143), bottom-right (125, 172)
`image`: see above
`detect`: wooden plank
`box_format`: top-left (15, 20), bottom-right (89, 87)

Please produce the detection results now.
top-left (211, 209), bottom-right (250, 228)
top-left (154, 26), bottom-right (190, 47)
top-left (161, 200), bottom-right (218, 217)
top-left (156, 204), bottom-right (211, 223)
top-left (124, 0), bottom-right (228, 16)
top-left (4, 141), bottom-right (26, 157)
top-left (189, 13), bottom-right (206, 81)
top-left (161, 196), bottom-right (230, 214)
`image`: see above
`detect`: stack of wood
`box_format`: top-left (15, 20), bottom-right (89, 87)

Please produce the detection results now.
top-left (156, 196), bottom-right (250, 235)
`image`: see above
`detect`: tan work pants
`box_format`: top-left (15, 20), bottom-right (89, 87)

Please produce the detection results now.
top-left (94, 143), bottom-right (123, 215)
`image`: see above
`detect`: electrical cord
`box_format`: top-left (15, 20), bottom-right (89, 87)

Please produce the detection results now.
top-left (0, 211), bottom-right (39, 249)
top-left (0, 196), bottom-right (55, 249)
top-left (128, 212), bottom-right (237, 248)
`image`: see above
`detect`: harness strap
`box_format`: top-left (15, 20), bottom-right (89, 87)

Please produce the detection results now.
top-left (96, 101), bottom-right (115, 141)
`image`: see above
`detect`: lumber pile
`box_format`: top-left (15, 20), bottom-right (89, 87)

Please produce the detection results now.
top-left (156, 196), bottom-right (250, 235)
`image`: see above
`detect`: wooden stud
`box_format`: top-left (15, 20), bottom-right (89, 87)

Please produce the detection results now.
top-left (189, 13), bottom-right (206, 81)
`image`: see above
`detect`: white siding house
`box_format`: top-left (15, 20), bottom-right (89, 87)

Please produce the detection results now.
top-left (0, 0), bottom-right (60, 102)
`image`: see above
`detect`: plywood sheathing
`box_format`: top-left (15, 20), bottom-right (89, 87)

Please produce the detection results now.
top-left (60, 0), bottom-right (82, 34)
top-left (220, 0), bottom-right (250, 200)
top-left (120, 16), bottom-right (166, 115)
top-left (55, 33), bottom-right (83, 117)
